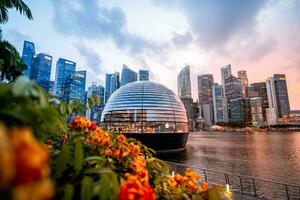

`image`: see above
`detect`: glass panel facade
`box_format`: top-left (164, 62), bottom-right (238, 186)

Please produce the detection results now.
top-left (102, 81), bottom-right (188, 134)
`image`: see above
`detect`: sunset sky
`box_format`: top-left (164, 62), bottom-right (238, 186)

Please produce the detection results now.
top-left (2, 0), bottom-right (300, 109)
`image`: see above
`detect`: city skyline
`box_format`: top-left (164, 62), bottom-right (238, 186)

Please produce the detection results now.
top-left (2, 0), bottom-right (300, 109)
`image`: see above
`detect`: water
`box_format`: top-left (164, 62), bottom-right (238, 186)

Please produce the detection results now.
top-left (159, 131), bottom-right (300, 185)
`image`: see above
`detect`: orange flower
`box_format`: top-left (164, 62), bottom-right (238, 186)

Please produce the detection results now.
top-left (70, 116), bottom-right (92, 132)
top-left (105, 149), bottom-right (113, 156)
top-left (86, 128), bottom-right (110, 147)
top-left (118, 177), bottom-right (155, 200)
top-left (174, 174), bottom-right (184, 184)
top-left (128, 143), bottom-right (140, 157)
top-left (9, 128), bottom-right (50, 186)
top-left (185, 168), bottom-right (199, 182)
top-left (89, 122), bottom-right (97, 131)
top-left (200, 181), bottom-right (208, 192)
top-left (114, 149), bottom-right (122, 159)
top-left (186, 180), bottom-right (197, 191)
top-left (117, 134), bottom-right (126, 143)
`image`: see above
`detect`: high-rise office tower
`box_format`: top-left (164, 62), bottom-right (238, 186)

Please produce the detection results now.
top-left (238, 70), bottom-right (249, 98)
top-left (221, 64), bottom-right (232, 92)
top-left (86, 83), bottom-right (105, 122)
top-left (139, 70), bottom-right (149, 81)
top-left (30, 53), bottom-right (52, 92)
top-left (266, 74), bottom-right (290, 119)
top-left (110, 72), bottom-right (120, 95)
top-left (250, 97), bottom-right (264, 127)
top-left (249, 82), bottom-right (268, 121)
top-left (120, 65), bottom-right (137, 86)
top-left (230, 97), bottom-right (246, 125)
top-left (49, 81), bottom-right (55, 95)
top-left (198, 74), bottom-right (214, 105)
top-left (177, 66), bottom-right (192, 98)
top-left (63, 70), bottom-right (86, 103)
top-left (21, 40), bottom-right (35, 77)
top-left (224, 75), bottom-right (242, 121)
top-left (198, 74), bottom-right (214, 124)
top-left (212, 83), bottom-right (228, 123)
top-left (105, 74), bottom-right (113, 103)
top-left (54, 58), bottom-right (76, 98)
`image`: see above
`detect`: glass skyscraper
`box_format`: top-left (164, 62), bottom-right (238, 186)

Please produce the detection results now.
top-left (221, 64), bottom-right (232, 93)
top-left (249, 82), bottom-right (268, 121)
top-left (212, 84), bottom-right (228, 122)
top-left (177, 66), bottom-right (192, 98)
top-left (21, 40), bottom-right (35, 77)
top-left (266, 74), bottom-right (290, 119)
top-left (110, 72), bottom-right (120, 95)
top-left (139, 70), bottom-right (149, 81)
top-left (54, 58), bottom-right (76, 98)
top-left (63, 71), bottom-right (86, 103)
top-left (120, 65), bottom-right (137, 86)
top-left (105, 73), bottom-right (113, 103)
top-left (86, 83), bottom-right (105, 122)
top-left (197, 74), bottom-right (214, 105)
top-left (30, 53), bottom-right (52, 92)
top-left (238, 70), bottom-right (249, 98)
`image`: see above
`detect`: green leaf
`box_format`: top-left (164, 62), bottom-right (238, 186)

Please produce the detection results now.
top-left (60, 103), bottom-right (67, 115)
top-left (81, 176), bottom-right (93, 200)
top-left (87, 98), bottom-right (94, 109)
top-left (91, 94), bottom-right (100, 105)
top-left (63, 184), bottom-right (74, 200)
top-left (55, 143), bottom-right (70, 178)
top-left (74, 141), bottom-right (83, 173)
top-left (99, 175), bottom-right (109, 200)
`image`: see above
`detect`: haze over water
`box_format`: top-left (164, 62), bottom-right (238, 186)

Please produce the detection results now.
top-left (161, 132), bottom-right (300, 185)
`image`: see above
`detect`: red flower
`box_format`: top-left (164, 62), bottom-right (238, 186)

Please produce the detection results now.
top-left (118, 179), bottom-right (155, 200)
top-left (117, 134), bottom-right (126, 143)
top-left (89, 122), bottom-right (97, 131)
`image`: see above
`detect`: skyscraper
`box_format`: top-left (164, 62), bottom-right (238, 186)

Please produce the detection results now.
top-left (120, 65), bottom-right (137, 86)
top-left (30, 53), bottom-right (52, 92)
top-left (86, 83), bottom-right (105, 122)
top-left (49, 80), bottom-right (55, 95)
top-left (54, 58), bottom-right (76, 98)
top-left (198, 74), bottom-right (214, 124)
top-left (221, 64), bottom-right (232, 92)
top-left (238, 70), bottom-right (249, 98)
top-left (105, 73), bottom-right (113, 103)
top-left (249, 82), bottom-right (268, 121)
top-left (230, 97), bottom-right (246, 125)
top-left (110, 72), bottom-right (120, 95)
top-left (139, 70), bottom-right (149, 81)
top-left (212, 84), bottom-right (228, 123)
top-left (177, 66), bottom-right (192, 98)
top-left (63, 71), bottom-right (86, 103)
top-left (198, 74), bottom-right (214, 105)
top-left (224, 75), bottom-right (242, 121)
top-left (266, 74), bottom-right (290, 119)
top-left (250, 97), bottom-right (264, 127)
top-left (21, 40), bottom-right (35, 78)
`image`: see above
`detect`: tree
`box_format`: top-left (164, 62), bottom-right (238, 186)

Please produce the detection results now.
top-left (0, 40), bottom-right (26, 81)
top-left (0, 0), bottom-right (32, 23)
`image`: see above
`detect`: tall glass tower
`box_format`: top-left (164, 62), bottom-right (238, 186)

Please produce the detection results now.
top-left (110, 72), bottom-right (120, 95)
top-left (21, 40), bottom-right (35, 77)
top-left (63, 71), bottom-right (86, 103)
top-left (212, 83), bottom-right (228, 122)
top-left (197, 74), bottom-right (214, 105)
top-left (237, 70), bottom-right (249, 98)
top-left (105, 74), bottom-right (113, 103)
top-left (177, 66), bottom-right (192, 98)
top-left (54, 58), bottom-right (76, 98)
top-left (30, 53), bottom-right (52, 92)
top-left (86, 83), bottom-right (105, 122)
top-left (120, 64), bottom-right (137, 86)
top-left (139, 70), bottom-right (149, 81)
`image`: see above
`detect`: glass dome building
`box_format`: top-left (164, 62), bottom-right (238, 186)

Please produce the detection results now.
top-left (101, 81), bottom-right (189, 151)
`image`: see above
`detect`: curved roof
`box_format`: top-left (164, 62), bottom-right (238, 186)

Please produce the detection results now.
top-left (101, 81), bottom-right (187, 123)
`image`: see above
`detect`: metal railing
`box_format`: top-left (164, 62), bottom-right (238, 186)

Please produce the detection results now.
top-left (166, 161), bottom-right (300, 200)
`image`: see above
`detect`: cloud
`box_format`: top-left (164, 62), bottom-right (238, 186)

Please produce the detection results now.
top-left (2, 29), bottom-right (32, 52)
top-left (172, 31), bottom-right (193, 47)
top-left (50, 0), bottom-right (166, 54)
top-left (74, 44), bottom-right (103, 74)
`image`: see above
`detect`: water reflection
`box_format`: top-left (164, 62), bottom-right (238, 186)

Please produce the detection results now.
top-left (158, 132), bottom-right (300, 185)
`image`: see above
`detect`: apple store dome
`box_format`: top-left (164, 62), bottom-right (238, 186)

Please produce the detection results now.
top-left (101, 81), bottom-right (189, 151)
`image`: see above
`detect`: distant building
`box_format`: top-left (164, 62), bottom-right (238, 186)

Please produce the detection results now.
top-left (230, 98), bottom-right (246, 125)
top-left (86, 83), bottom-right (105, 122)
top-left (266, 108), bottom-right (278, 126)
top-left (120, 65), bottom-right (137, 86)
top-left (180, 96), bottom-right (194, 131)
top-left (139, 70), bottom-right (149, 81)
top-left (238, 70), bottom-right (249, 98)
top-left (49, 81), bottom-right (55, 95)
top-left (105, 74), bottom-right (113, 103)
top-left (177, 66), bottom-right (192, 98)
top-left (221, 64), bottom-right (232, 93)
top-left (250, 97), bottom-right (264, 127)
top-left (198, 74), bottom-right (214, 106)
top-left (63, 71), bottom-right (86, 103)
top-left (110, 72), bottom-right (120, 95)
top-left (266, 74), bottom-right (290, 120)
top-left (30, 53), bottom-right (52, 92)
top-left (212, 84), bottom-right (228, 123)
top-left (21, 40), bottom-right (35, 78)
top-left (224, 75), bottom-right (242, 121)
top-left (54, 58), bottom-right (76, 98)
top-left (202, 103), bottom-right (214, 125)
top-left (249, 82), bottom-right (268, 121)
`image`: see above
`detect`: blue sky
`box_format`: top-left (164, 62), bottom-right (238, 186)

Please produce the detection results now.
top-left (2, 0), bottom-right (300, 108)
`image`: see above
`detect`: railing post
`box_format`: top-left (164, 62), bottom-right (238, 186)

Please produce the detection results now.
top-left (203, 169), bottom-right (208, 182)
top-left (285, 184), bottom-right (289, 200)
top-left (224, 173), bottom-right (228, 185)
top-left (252, 178), bottom-right (257, 197)
top-left (239, 176), bottom-right (244, 194)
